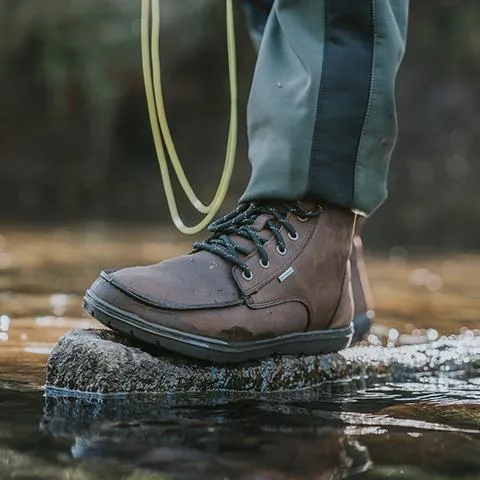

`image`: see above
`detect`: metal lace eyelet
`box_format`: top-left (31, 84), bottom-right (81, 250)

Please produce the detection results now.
top-left (276, 245), bottom-right (287, 256)
top-left (296, 216), bottom-right (309, 223)
top-left (288, 231), bottom-right (299, 241)
top-left (259, 259), bottom-right (270, 269)
top-left (242, 270), bottom-right (253, 281)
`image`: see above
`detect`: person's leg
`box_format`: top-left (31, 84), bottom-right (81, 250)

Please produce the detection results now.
top-left (85, 0), bottom-right (408, 362)
top-left (242, 0), bottom-right (385, 339)
top-left (242, 0), bottom-right (408, 214)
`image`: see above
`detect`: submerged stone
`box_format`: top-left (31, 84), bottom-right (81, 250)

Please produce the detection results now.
top-left (45, 329), bottom-right (480, 394)
top-left (380, 402), bottom-right (480, 429)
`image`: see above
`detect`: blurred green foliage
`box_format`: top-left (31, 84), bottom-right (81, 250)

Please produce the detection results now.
top-left (1, 0), bottom-right (135, 115)
top-left (0, 0), bottom-right (221, 115)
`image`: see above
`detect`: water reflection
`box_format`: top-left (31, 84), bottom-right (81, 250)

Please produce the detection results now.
top-left (70, 428), bottom-right (372, 480)
top-left (38, 381), bottom-right (480, 480)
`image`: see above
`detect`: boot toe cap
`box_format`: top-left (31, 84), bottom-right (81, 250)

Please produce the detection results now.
top-left (87, 273), bottom-right (133, 312)
top-left (97, 255), bottom-right (242, 309)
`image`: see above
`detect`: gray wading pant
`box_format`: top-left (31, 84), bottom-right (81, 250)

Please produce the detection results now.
top-left (241, 0), bottom-right (409, 216)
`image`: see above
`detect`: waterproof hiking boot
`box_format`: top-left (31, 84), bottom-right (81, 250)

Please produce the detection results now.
top-left (84, 201), bottom-right (359, 363)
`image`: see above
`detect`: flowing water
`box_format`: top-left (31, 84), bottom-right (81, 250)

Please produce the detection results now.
top-left (0, 225), bottom-right (479, 480)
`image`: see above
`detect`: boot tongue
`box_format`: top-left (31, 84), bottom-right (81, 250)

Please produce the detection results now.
top-left (251, 212), bottom-right (271, 231)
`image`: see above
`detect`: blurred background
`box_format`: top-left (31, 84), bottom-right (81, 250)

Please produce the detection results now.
top-left (1, 0), bottom-right (480, 250)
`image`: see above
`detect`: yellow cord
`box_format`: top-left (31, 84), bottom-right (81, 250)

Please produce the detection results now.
top-left (141, 0), bottom-right (238, 234)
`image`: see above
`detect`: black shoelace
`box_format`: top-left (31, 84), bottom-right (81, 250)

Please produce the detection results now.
top-left (194, 202), bottom-right (322, 279)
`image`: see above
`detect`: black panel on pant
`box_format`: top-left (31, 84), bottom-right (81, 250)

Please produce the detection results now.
top-left (307, 0), bottom-right (374, 208)
top-left (243, 0), bottom-right (273, 15)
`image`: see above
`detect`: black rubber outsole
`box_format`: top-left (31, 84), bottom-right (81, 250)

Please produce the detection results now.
top-left (83, 290), bottom-right (355, 364)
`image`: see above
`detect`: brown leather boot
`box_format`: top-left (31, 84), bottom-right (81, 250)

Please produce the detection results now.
top-left (84, 201), bottom-right (357, 362)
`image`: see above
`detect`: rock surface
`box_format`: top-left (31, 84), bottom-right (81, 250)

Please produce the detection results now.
top-left (380, 402), bottom-right (480, 429)
top-left (45, 329), bottom-right (480, 394)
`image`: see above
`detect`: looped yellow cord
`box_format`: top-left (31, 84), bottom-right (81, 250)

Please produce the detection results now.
top-left (141, 0), bottom-right (238, 234)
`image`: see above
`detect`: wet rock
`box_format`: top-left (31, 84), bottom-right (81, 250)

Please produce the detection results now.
top-left (380, 402), bottom-right (480, 429)
top-left (45, 329), bottom-right (480, 394)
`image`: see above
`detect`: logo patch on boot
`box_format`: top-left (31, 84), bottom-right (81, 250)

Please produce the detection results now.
top-left (278, 267), bottom-right (294, 283)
